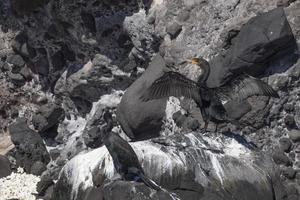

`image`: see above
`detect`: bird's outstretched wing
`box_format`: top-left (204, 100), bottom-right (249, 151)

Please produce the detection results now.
top-left (215, 74), bottom-right (279, 102)
top-left (140, 71), bottom-right (201, 102)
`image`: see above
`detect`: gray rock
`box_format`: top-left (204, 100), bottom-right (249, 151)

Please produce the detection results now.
top-left (277, 0), bottom-right (297, 7)
top-left (288, 129), bottom-right (300, 142)
top-left (0, 62), bottom-right (11, 72)
top-left (53, 132), bottom-right (286, 200)
top-left (32, 103), bottom-right (65, 134)
top-left (279, 138), bottom-right (292, 152)
top-left (7, 71), bottom-right (26, 87)
top-left (176, 9), bottom-right (190, 22)
top-left (55, 55), bottom-right (133, 116)
top-left (240, 96), bottom-right (271, 129)
top-left (207, 8), bottom-right (297, 87)
top-left (117, 54), bottom-right (168, 140)
top-left (284, 104), bottom-right (294, 113)
top-left (33, 55), bottom-right (49, 76)
top-left (282, 167), bottom-right (296, 179)
top-left (288, 59), bottom-right (300, 81)
top-left (0, 155), bottom-right (11, 178)
top-left (123, 9), bottom-right (160, 64)
top-left (8, 118), bottom-right (50, 172)
top-left (102, 181), bottom-right (175, 200)
top-left (285, 115), bottom-right (296, 128)
top-left (287, 195), bottom-right (299, 200)
top-left (37, 174), bottom-right (54, 196)
top-left (11, 0), bottom-right (49, 15)
top-left (172, 111), bottom-right (187, 128)
top-left (82, 105), bottom-right (107, 149)
top-left (269, 74), bottom-right (290, 90)
top-left (31, 161), bottom-right (47, 176)
top-left (6, 54), bottom-right (25, 73)
top-left (272, 149), bottom-right (292, 166)
top-left (186, 117), bottom-right (200, 131)
top-left (285, 183), bottom-right (298, 195)
top-left (166, 22), bottom-right (182, 39)
top-left (19, 65), bottom-right (33, 80)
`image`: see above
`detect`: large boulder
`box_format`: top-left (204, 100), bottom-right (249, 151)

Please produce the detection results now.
top-left (32, 103), bottom-right (65, 136)
top-left (207, 8), bottom-right (297, 87)
top-left (8, 118), bottom-right (50, 173)
top-left (52, 132), bottom-right (286, 200)
top-left (117, 54), bottom-right (168, 140)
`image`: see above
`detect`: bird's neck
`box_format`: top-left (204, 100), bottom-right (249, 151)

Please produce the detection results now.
top-left (197, 63), bottom-right (210, 86)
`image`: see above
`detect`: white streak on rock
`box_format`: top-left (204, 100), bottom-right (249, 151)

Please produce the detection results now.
top-left (208, 152), bottom-right (224, 185)
top-left (223, 139), bottom-right (250, 158)
top-left (65, 146), bottom-right (115, 200)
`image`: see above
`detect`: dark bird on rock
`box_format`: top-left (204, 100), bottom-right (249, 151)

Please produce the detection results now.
top-left (140, 57), bottom-right (279, 131)
top-left (100, 110), bottom-right (161, 191)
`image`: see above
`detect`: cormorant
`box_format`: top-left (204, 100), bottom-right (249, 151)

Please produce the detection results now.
top-left (140, 57), bottom-right (279, 131)
top-left (101, 110), bottom-right (161, 191)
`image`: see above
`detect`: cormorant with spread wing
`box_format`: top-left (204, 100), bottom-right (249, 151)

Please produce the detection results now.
top-left (140, 57), bottom-right (279, 131)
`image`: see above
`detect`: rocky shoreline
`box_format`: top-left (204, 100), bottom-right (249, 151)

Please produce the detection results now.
top-left (0, 0), bottom-right (300, 200)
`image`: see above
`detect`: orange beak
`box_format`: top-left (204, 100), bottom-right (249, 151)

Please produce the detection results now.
top-left (187, 58), bottom-right (199, 65)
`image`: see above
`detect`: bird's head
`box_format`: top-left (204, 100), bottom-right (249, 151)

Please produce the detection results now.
top-left (188, 57), bottom-right (209, 68)
top-left (187, 57), bottom-right (210, 84)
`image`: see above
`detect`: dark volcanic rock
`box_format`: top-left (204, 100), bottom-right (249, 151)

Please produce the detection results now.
top-left (284, 115), bottom-right (296, 128)
top-left (279, 138), bottom-right (292, 152)
top-left (83, 106), bottom-right (107, 149)
top-left (117, 54), bottom-right (168, 140)
top-left (19, 65), bottom-right (33, 80)
top-left (33, 56), bottom-right (49, 76)
top-left (166, 22), bottom-right (182, 40)
top-left (282, 167), bottom-right (296, 179)
top-left (102, 181), bottom-right (174, 200)
top-left (8, 118), bottom-right (50, 172)
top-left (240, 96), bottom-right (271, 129)
top-left (11, 0), bottom-right (49, 15)
top-left (55, 56), bottom-right (133, 116)
top-left (6, 54), bottom-right (25, 73)
top-left (32, 103), bottom-right (65, 134)
top-left (7, 71), bottom-right (26, 87)
top-left (272, 149), bottom-right (292, 166)
top-left (37, 174), bottom-right (54, 196)
top-left (288, 129), bottom-right (300, 142)
top-left (0, 155), bottom-right (11, 178)
top-left (30, 161), bottom-right (47, 176)
top-left (207, 8), bottom-right (297, 87)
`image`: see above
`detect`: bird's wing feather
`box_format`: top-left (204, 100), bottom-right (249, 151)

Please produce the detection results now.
top-left (215, 74), bottom-right (279, 102)
top-left (140, 71), bottom-right (201, 101)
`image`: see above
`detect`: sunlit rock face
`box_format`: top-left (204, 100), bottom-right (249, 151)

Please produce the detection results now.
top-left (52, 131), bottom-right (284, 200)
top-left (1, 0), bottom-right (300, 199)
top-left (117, 54), bottom-right (168, 141)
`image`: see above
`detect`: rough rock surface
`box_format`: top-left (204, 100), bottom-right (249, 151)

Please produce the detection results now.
top-left (0, 0), bottom-right (300, 200)
top-left (52, 132), bottom-right (285, 200)
top-left (0, 155), bottom-right (11, 178)
top-left (207, 7), bottom-right (297, 87)
top-left (8, 118), bottom-right (50, 173)
top-left (117, 54), bottom-right (168, 140)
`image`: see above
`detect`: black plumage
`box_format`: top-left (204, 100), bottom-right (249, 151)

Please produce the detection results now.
top-left (140, 57), bottom-right (279, 131)
top-left (101, 111), bottom-right (161, 191)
